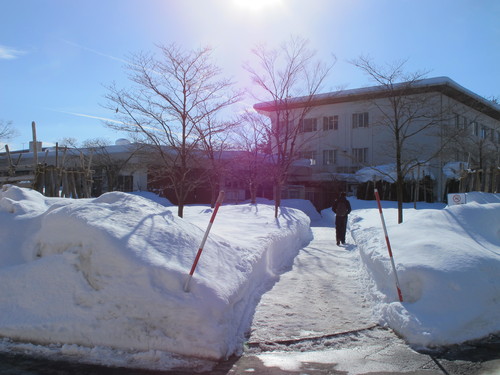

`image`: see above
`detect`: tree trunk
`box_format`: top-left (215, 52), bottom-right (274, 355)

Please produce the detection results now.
top-left (177, 201), bottom-right (184, 218)
top-left (250, 183), bottom-right (257, 204)
top-left (176, 180), bottom-right (186, 218)
top-left (396, 175), bottom-right (404, 224)
top-left (274, 181), bottom-right (282, 218)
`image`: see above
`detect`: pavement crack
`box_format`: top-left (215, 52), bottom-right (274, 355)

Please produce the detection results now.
top-left (246, 324), bottom-right (379, 352)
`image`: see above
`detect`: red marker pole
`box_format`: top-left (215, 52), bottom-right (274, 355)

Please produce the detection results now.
top-left (374, 188), bottom-right (404, 302)
top-left (184, 191), bottom-right (225, 292)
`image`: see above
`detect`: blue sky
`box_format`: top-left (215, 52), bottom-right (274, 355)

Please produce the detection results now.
top-left (1, 0), bottom-right (499, 150)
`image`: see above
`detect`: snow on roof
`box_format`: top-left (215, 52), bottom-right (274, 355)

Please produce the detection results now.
top-left (254, 77), bottom-right (500, 120)
top-left (442, 161), bottom-right (469, 179)
top-left (355, 163), bottom-right (435, 183)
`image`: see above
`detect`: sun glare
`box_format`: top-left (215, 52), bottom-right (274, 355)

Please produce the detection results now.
top-left (233, 0), bottom-right (282, 12)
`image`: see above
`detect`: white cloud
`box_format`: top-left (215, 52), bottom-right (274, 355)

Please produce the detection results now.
top-left (0, 45), bottom-right (27, 60)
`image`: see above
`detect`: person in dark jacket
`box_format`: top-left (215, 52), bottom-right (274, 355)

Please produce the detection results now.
top-left (332, 192), bottom-right (352, 246)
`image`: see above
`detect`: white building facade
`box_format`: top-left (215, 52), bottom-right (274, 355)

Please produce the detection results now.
top-left (255, 77), bottom-right (500, 207)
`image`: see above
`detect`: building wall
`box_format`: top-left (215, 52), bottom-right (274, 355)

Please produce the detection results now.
top-left (272, 90), bottom-right (500, 201)
top-left (293, 93), bottom-right (444, 170)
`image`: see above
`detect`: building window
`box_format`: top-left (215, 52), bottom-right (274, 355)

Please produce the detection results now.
top-left (299, 118), bottom-right (317, 132)
top-left (455, 114), bottom-right (467, 129)
top-left (117, 175), bottom-right (133, 192)
top-left (352, 112), bottom-right (369, 128)
top-left (352, 148), bottom-right (368, 163)
top-left (277, 120), bottom-right (291, 130)
top-left (480, 126), bottom-right (488, 139)
top-left (300, 150), bottom-right (317, 165)
top-left (323, 116), bottom-right (338, 130)
top-left (323, 149), bottom-right (337, 165)
top-left (471, 121), bottom-right (479, 136)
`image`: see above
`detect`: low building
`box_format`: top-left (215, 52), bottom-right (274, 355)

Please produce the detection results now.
top-left (254, 77), bottom-right (500, 208)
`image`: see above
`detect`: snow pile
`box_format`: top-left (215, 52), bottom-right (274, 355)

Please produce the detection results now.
top-left (442, 161), bottom-right (468, 179)
top-left (355, 163), bottom-right (434, 183)
top-left (0, 186), bottom-right (311, 362)
top-left (465, 191), bottom-right (500, 204)
top-left (1, 184), bottom-right (499, 370)
top-left (350, 194), bottom-right (500, 347)
top-left (243, 197), bottom-right (322, 222)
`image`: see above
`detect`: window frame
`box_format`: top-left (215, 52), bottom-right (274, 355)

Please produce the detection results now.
top-left (323, 115), bottom-right (338, 131)
top-left (352, 147), bottom-right (368, 163)
top-left (299, 118), bottom-right (318, 132)
top-left (322, 149), bottom-right (337, 165)
top-left (300, 150), bottom-right (317, 165)
top-left (352, 112), bottom-right (369, 128)
top-left (471, 121), bottom-right (479, 136)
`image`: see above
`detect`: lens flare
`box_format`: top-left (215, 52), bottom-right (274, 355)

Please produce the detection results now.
top-left (233, 0), bottom-right (282, 12)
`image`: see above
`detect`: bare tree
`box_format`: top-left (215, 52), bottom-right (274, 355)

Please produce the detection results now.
top-left (197, 111), bottom-right (239, 207)
top-left (448, 120), bottom-right (499, 192)
top-left (0, 120), bottom-right (17, 148)
top-left (57, 137), bottom-right (139, 195)
top-left (350, 57), bottom-right (453, 223)
top-left (488, 96), bottom-right (499, 105)
top-left (248, 36), bottom-right (335, 217)
top-left (230, 110), bottom-right (273, 204)
top-left (82, 138), bottom-right (145, 194)
top-left (104, 44), bottom-right (241, 217)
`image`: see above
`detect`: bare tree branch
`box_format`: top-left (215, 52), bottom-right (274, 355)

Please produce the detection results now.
top-left (247, 36), bottom-right (336, 217)
top-left (103, 44), bottom-right (242, 217)
top-left (350, 56), bottom-right (453, 223)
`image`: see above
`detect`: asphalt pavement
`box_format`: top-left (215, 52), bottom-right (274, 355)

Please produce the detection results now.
top-left (210, 222), bottom-right (500, 375)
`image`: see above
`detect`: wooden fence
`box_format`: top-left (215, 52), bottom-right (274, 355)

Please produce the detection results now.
top-left (0, 154), bottom-right (94, 198)
top-left (0, 122), bottom-right (94, 198)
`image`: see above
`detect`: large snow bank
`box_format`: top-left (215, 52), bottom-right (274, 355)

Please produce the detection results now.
top-left (0, 186), bottom-right (312, 361)
top-left (350, 193), bottom-right (500, 347)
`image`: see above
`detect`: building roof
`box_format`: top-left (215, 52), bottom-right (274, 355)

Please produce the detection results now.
top-left (254, 77), bottom-right (500, 121)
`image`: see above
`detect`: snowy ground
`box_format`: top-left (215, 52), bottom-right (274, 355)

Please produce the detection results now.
top-left (349, 192), bottom-right (500, 348)
top-left (248, 220), bottom-right (374, 345)
top-left (0, 185), bottom-right (499, 371)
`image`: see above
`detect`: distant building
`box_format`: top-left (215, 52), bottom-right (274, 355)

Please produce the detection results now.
top-left (254, 77), bottom-right (500, 208)
top-left (0, 141), bottom-right (274, 204)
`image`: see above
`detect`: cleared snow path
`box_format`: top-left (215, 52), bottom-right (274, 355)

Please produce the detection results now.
top-left (247, 216), bottom-right (376, 345)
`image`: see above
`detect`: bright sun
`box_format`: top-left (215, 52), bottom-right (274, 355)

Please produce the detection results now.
top-left (233, 0), bottom-right (282, 12)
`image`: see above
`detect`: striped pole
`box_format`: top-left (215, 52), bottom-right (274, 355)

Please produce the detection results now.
top-left (374, 188), bottom-right (404, 302)
top-left (184, 190), bottom-right (225, 292)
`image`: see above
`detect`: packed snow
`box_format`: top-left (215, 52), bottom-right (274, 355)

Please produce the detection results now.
top-left (0, 185), bottom-right (499, 370)
top-left (350, 192), bottom-right (500, 348)
top-left (0, 186), bottom-right (311, 368)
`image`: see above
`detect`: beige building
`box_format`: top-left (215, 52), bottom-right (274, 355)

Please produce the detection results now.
top-left (255, 77), bottom-right (500, 206)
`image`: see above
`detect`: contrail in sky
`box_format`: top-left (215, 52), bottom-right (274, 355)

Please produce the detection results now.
top-left (60, 38), bottom-right (161, 75)
top-left (48, 108), bottom-right (160, 133)
top-left (61, 39), bottom-right (130, 66)
top-left (46, 108), bottom-right (124, 124)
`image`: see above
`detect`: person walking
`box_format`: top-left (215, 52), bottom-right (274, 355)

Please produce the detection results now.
top-left (332, 192), bottom-right (351, 246)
